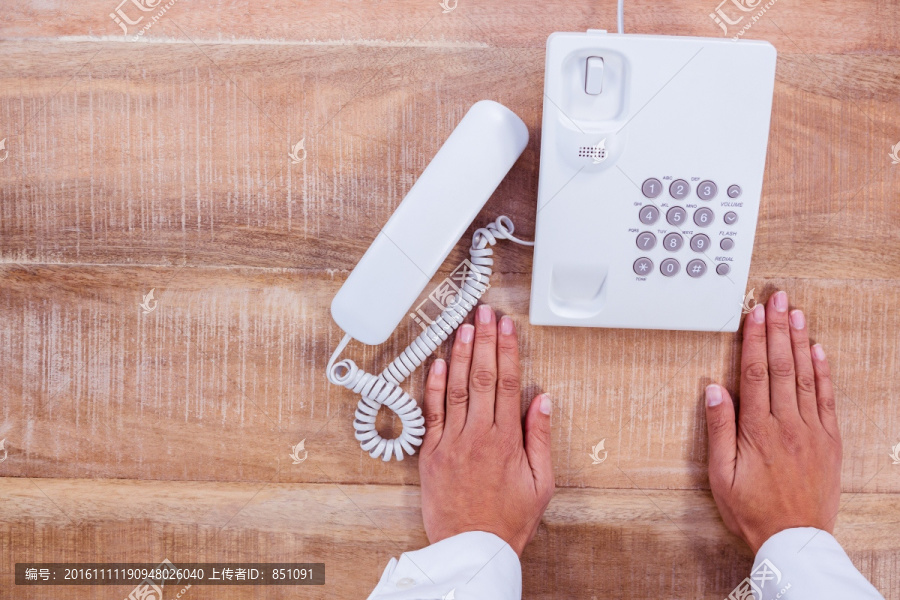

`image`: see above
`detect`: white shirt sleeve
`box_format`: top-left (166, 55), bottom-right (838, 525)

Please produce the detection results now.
top-left (737, 527), bottom-right (884, 600)
top-left (366, 531), bottom-right (521, 600)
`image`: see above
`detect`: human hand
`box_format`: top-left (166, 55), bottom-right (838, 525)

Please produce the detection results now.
top-left (418, 304), bottom-right (555, 556)
top-left (706, 291), bottom-right (842, 553)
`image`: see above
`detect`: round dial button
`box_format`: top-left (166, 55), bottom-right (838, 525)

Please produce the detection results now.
top-left (667, 206), bottom-right (687, 226)
top-left (636, 232), bottom-right (657, 250)
top-left (720, 238), bottom-right (735, 251)
top-left (727, 185), bottom-right (742, 198)
top-left (697, 180), bottom-right (717, 200)
top-left (663, 233), bottom-right (684, 252)
top-left (660, 258), bottom-right (680, 277)
top-left (693, 207), bottom-right (714, 227)
top-left (669, 179), bottom-right (690, 199)
top-left (724, 211), bottom-right (739, 225)
top-left (716, 263), bottom-right (731, 275)
top-left (633, 257), bottom-right (654, 276)
top-left (639, 205), bottom-right (660, 225)
top-left (686, 259), bottom-right (707, 278)
top-left (642, 178), bottom-right (663, 199)
top-left (690, 234), bottom-right (711, 253)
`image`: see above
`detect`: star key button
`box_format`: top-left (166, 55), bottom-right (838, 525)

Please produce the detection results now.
top-left (633, 257), bottom-right (653, 276)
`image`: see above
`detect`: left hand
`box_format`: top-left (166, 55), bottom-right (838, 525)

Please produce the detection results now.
top-left (418, 304), bottom-right (555, 556)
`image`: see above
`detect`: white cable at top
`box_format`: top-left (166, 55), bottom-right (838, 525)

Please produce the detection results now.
top-left (617, 0), bottom-right (625, 34)
top-left (326, 216), bottom-right (532, 461)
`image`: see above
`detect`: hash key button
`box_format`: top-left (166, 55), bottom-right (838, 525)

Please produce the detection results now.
top-left (686, 259), bottom-right (707, 278)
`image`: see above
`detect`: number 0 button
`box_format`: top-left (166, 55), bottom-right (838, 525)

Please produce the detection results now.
top-left (642, 178), bottom-right (662, 198)
top-left (694, 207), bottom-right (714, 227)
top-left (669, 179), bottom-right (689, 199)
top-left (660, 258), bottom-right (680, 277)
top-left (639, 205), bottom-right (660, 225)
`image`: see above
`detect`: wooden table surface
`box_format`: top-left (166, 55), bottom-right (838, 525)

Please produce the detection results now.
top-left (1, 1), bottom-right (899, 598)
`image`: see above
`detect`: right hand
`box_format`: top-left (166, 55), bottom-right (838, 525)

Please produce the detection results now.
top-left (705, 290), bottom-right (843, 553)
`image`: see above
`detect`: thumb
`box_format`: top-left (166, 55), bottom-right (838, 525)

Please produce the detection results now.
top-left (705, 384), bottom-right (737, 491)
top-left (524, 394), bottom-right (554, 496)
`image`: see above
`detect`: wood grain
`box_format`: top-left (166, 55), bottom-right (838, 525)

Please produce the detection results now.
top-left (2, 478), bottom-right (899, 600)
top-left (1, 266), bottom-right (897, 494)
top-left (0, 42), bottom-right (897, 277)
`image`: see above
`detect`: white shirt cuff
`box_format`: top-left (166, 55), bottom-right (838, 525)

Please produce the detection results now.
top-left (739, 527), bottom-right (883, 599)
top-left (366, 531), bottom-right (521, 600)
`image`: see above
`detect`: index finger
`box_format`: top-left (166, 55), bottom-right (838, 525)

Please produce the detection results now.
top-left (494, 315), bottom-right (523, 434)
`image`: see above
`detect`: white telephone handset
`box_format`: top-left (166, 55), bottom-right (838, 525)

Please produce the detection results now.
top-left (327, 100), bottom-right (532, 461)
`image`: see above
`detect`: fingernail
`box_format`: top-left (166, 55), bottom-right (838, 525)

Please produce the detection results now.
top-left (774, 291), bottom-right (788, 312)
top-left (789, 309), bottom-right (805, 330)
top-left (499, 315), bottom-right (514, 335)
top-left (478, 304), bottom-right (492, 324)
top-left (458, 324), bottom-right (474, 343)
top-left (539, 394), bottom-right (552, 415)
top-left (706, 385), bottom-right (723, 407)
top-left (812, 344), bottom-right (826, 360)
top-left (432, 359), bottom-right (445, 376)
top-left (751, 304), bottom-right (765, 323)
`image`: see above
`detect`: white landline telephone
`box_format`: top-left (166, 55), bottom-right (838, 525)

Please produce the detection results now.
top-left (327, 30), bottom-right (777, 461)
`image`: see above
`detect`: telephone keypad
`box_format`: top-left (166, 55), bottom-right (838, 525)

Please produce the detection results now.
top-left (633, 177), bottom-right (743, 278)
